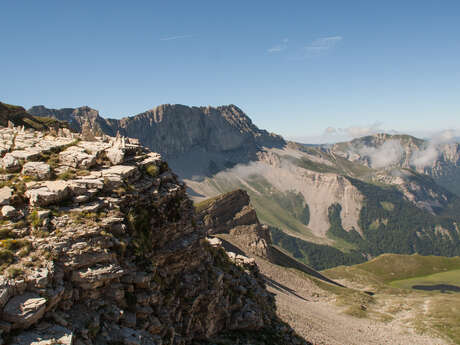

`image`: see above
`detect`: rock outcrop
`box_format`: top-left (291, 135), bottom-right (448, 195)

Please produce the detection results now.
top-left (0, 124), bottom-right (306, 345)
top-left (195, 190), bottom-right (273, 260)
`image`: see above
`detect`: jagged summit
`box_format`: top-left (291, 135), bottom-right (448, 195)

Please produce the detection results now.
top-left (28, 104), bottom-right (285, 177)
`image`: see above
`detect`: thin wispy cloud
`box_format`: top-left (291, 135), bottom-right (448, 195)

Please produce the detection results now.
top-left (160, 34), bottom-right (194, 41)
top-left (287, 35), bottom-right (343, 60)
top-left (267, 38), bottom-right (289, 53)
top-left (306, 35), bottom-right (342, 52)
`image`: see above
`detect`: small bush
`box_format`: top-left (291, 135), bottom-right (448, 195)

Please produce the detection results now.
top-left (145, 164), bottom-right (160, 177)
top-left (0, 228), bottom-right (13, 240)
top-left (7, 267), bottom-right (23, 279)
top-left (56, 169), bottom-right (76, 180)
top-left (76, 169), bottom-right (91, 176)
top-left (0, 249), bottom-right (14, 265)
top-left (0, 239), bottom-right (31, 252)
top-left (28, 210), bottom-right (41, 229)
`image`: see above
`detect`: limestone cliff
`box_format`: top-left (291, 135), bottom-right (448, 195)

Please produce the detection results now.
top-left (28, 104), bottom-right (285, 177)
top-left (0, 125), bottom-right (306, 345)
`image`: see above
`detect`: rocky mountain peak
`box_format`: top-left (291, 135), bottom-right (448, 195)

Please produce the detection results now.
top-left (28, 104), bottom-right (285, 177)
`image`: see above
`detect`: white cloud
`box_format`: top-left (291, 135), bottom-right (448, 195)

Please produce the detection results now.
top-left (160, 34), bottom-right (194, 41)
top-left (306, 35), bottom-right (342, 52)
top-left (323, 122), bottom-right (385, 139)
top-left (358, 140), bottom-right (403, 169)
top-left (267, 38), bottom-right (289, 53)
top-left (409, 130), bottom-right (457, 168)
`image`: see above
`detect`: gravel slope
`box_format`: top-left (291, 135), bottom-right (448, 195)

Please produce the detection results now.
top-left (256, 259), bottom-right (450, 345)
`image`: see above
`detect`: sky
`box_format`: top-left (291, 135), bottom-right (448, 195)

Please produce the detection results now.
top-left (1, 1), bottom-right (460, 143)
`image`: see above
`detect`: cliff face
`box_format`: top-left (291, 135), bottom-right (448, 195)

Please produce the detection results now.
top-left (195, 189), bottom-right (273, 260)
top-left (28, 104), bottom-right (285, 177)
top-left (0, 125), bottom-right (305, 345)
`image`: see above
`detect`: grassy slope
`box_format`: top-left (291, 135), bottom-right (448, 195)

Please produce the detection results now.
top-left (390, 269), bottom-right (460, 289)
top-left (323, 253), bottom-right (460, 344)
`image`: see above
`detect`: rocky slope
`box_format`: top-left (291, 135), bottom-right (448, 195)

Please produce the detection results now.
top-left (194, 191), bottom-right (451, 345)
top-left (28, 104), bottom-right (285, 177)
top-left (0, 124), bottom-right (306, 345)
top-left (187, 144), bottom-right (460, 269)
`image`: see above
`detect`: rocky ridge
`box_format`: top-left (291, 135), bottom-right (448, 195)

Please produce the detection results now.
top-left (195, 189), bottom-right (274, 260)
top-left (28, 104), bottom-right (285, 177)
top-left (0, 124), bottom-right (306, 345)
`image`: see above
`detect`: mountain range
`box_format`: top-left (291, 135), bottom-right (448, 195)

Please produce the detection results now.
top-left (26, 103), bottom-right (460, 269)
top-left (1, 101), bottom-right (459, 344)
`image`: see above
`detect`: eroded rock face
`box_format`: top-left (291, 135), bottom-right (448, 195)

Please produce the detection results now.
top-left (0, 124), bottom-right (305, 345)
top-left (196, 189), bottom-right (274, 260)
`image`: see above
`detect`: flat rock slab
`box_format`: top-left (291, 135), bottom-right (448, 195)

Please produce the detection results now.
top-left (71, 264), bottom-right (124, 289)
top-left (22, 162), bottom-right (51, 180)
top-left (2, 293), bottom-right (47, 329)
top-left (25, 181), bottom-right (71, 207)
top-left (10, 149), bottom-right (42, 161)
top-left (102, 165), bottom-right (138, 179)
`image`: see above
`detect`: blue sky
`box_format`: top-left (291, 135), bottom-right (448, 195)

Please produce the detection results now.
top-left (1, 1), bottom-right (459, 142)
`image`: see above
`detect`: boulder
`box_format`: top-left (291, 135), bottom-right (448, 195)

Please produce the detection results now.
top-left (106, 147), bottom-right (125, 165)
top-left (59, 146), bottom-right (96, 169)
top-left (2, 293), bottom-right (47, 329)
top-left (1, 154), bottom-right (21, 173)
top-left (1, 205), bottom-right (17, 218)
top-left (0, 186), bottom-right (13, 206)
top-left (25, 181), bottom-right (70, 207)
top-left (21, 162), bottom-right (51, 180)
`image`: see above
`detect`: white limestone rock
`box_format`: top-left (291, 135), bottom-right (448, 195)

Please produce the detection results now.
top-left (22, 162), bottom-right (51, 180)
top-left (1, 205), bottom-right (17, 218)
top-left (0, 186), bottom-right (13, 206)
top-left (1, 153), bottom-right (21, 173)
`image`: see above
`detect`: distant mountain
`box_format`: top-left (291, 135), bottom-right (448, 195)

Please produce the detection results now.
top-left (29, 104), bottom-right (285, 177)
top-left (330, 133), bottom-right (460, 195)
top-left (27, 103), bottom-right (460, 268)
top-left (187, 137), bottom-right (460, 269)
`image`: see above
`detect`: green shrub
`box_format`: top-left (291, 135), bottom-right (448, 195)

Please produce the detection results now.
top-left (0, 249), bottom-right (14, 265)
top-left (145, 164), bottom-right (159, 177)
top-left (56, 169), bottom-right (76, 180)
top-left (0, 239), bottom-right (31, 252)
top-left (7, 267), bottom-right (23, 278)
top-left (0, 228), bottom-right (12, 240)
top-left (27, 210), bottom-right (41, 229)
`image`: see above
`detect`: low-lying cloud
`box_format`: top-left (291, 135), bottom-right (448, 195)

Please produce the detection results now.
top-left (410, 129), bottom-right (457, 168)
top-left (357, 140), bottom-right (403, 169)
